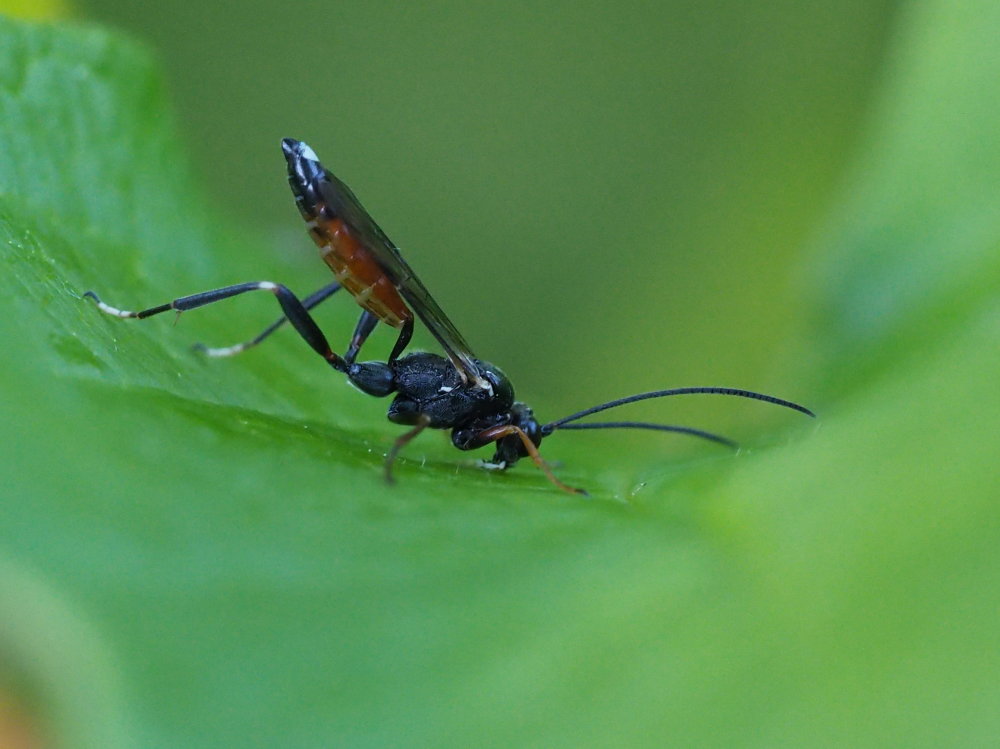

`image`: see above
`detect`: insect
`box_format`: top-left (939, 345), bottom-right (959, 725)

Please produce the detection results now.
top-left (85, 138), bottom-right (814, 495)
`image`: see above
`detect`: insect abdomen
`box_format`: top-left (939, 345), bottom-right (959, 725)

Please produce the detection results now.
top-left (309, 215), bottom-right (412, 328)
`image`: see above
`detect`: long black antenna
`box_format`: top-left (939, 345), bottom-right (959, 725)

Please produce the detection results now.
top-left (544, 387), bottom-right (815, 432)
top-left (552, 421), bottom-right (737, 447)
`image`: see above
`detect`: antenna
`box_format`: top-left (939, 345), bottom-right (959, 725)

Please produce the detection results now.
top-left (544, 386), bottom-right (815, 433)
top-left (551, 421), bottom-right (737, 447)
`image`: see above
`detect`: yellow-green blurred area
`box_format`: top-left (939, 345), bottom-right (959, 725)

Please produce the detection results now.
top-left (0, 1), bottom-right (998, 747)
top-left (0, 0), bottom-right (67, 21)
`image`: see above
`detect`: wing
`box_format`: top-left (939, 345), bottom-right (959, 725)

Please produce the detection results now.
top-left (316, 170), bottom-right (487, 388)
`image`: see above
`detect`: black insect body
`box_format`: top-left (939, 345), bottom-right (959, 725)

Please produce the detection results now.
top-left (85, 139), bottom-right (814, 494)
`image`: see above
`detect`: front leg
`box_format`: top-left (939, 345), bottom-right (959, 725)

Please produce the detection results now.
top-left (453, 423), bottom-right (586, 495)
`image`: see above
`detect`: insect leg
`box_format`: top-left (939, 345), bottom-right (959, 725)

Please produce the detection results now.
top-left (194, 281), bottom-right (342, 357)
top-left (470, 424), bottom-right (587, 495)
top-left (344, 310), bottom-right (379, 365)
top-left (84, 282), bottom-right (348, 371)
top-left (343, 313), bottom-right (413, 366)
top-left (384, 413), bottom-right (431, 484)
top-left (388, 318), bottom-right (414, 364)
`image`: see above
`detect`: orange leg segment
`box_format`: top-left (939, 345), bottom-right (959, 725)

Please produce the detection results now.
top-left (476, 425), bottom-right (588, 496)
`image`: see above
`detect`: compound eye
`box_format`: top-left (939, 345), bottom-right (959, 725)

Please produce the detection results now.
top-left (521, 418), bottom-right (541, 446)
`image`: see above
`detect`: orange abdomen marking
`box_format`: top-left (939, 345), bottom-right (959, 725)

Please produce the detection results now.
top-left (308, 214), bottom-right (412, 328)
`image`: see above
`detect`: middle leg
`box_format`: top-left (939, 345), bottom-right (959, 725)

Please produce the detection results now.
top-left (384, 413), bottom-right (431, 484)
top-left (343, 312), bottom-right (414, 366)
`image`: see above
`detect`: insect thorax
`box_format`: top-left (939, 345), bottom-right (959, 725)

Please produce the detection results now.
top-left (387, 353), bottom-right (514, 429)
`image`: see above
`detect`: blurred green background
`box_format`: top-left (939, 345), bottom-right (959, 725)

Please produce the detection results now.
top-left (1, 1), bottom-right (998, 747)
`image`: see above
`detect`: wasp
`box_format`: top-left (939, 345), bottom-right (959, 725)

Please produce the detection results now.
top-left (85, 139), bottom-right (814, 494)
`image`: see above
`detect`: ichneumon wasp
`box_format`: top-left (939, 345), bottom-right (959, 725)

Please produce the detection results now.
top-left (85, 139), bottom-right (814, 495)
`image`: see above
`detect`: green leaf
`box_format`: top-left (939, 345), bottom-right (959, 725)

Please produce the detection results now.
top-left (0, 4), bottom-right (997, 748)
